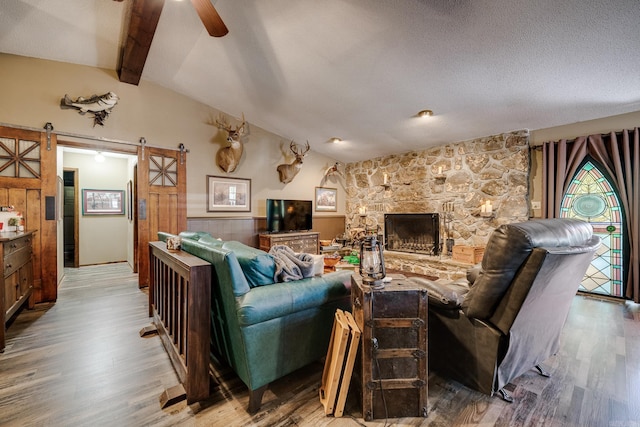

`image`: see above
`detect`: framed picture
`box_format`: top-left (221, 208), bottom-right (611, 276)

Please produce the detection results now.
top-left (82, 189), bottom-right (125, 215)
top-left (207, 175), bottom-right (251, 212)
top-left (315, 187), bottom-right (337, 212)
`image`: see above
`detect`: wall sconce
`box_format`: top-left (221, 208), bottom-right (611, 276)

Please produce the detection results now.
top-left (480, 200), bottom-right (494, 217)
top-left (360, 235), bottom-right (386, 289)
top-left (435, 165), bottom-right (446, 183)
top-left (382, 173), bottom-right (391, 189)
top-left (358, 206), bottom-right (367, 226)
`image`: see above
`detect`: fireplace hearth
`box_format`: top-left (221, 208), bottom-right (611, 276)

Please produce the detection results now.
top-left (384, 213), bottom-right (440, 255)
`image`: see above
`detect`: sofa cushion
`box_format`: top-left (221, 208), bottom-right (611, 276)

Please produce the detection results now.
top-left (178, 231), bottom-right (211, 241)
top-left (198, 234), bottom-right (224, 246)
top-left (221, 241), bottom-right (276, 287)
top-left (236, 271), bottom-right (352, 326)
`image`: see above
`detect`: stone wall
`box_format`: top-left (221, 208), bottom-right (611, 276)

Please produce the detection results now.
top-left (344, 130), bottom-right (531, 249)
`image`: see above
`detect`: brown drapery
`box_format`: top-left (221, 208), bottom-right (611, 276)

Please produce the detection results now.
top-left (541, 128), bottom-right (640, 302)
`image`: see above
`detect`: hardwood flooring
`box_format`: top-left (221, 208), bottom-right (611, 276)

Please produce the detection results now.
top-left (1, 263), bottom-right (639, 426)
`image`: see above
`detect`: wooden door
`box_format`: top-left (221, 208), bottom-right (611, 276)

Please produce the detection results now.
top-left (0, 125), bottom-right (57, 303)
top-left (137, 145), bottom-right (186, 288)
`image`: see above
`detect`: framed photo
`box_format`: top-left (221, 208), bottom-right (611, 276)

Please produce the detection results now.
top-left (82, 189), bottom-right (125, 215)
top-left (315, 187), bottom-right (337, 212)
top-left (207, 175), bottom-right (251, 212)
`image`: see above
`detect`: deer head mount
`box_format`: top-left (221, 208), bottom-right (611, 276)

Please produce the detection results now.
top-left (277, 140), bottom-right (310, 184)
top-left (215, 113), bottom-right (246, 173)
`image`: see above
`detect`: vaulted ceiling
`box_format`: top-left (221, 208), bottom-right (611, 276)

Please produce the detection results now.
top-left (1, 0), bottom-right (639, 162)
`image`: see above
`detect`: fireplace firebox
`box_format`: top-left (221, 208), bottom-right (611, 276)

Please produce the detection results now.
top-left (384, 213), bottom-right (440, 255)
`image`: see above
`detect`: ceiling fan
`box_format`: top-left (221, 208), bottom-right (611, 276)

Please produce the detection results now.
top-left (118, 0), bottom-right (228, 85)
top-left (190, 0), bottom-right (229, 37)
top-left (113, 0), bottom-right (228, 37)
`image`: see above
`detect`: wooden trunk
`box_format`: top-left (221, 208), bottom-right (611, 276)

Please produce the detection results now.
top-left (351, 275), bottom-right (428, 421)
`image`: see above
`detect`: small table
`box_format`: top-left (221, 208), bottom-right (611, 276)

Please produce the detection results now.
top-left (351, 274), bottom-right (428, 420)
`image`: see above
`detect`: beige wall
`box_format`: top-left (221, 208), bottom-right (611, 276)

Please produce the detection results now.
top-left (1, 53), bottom-right (638, 224)
top-left (528, 111), bottom-right (640, 217)
top-left (0, 53), bottom-right (346, 221)
top-left (62, 152), bottom-right (131, 266)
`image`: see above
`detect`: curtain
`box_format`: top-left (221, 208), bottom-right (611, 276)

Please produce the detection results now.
top-left (541, 128), bottom-right (640, 303)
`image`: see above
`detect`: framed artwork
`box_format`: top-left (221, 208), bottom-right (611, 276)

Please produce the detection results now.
top-left (82, 189), bottom-right (125, 215)
top-left (207, 175), bottom-right (251, 212)
top-left (315, 187), bottom-right (337, 212)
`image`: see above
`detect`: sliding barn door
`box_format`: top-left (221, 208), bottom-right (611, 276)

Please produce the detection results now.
top-left (137, 145), bottom-right (186, 288)
top-left (0, 126), bottom-right (57, 303)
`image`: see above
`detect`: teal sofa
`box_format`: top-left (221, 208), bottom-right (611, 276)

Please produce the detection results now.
top-left (157, 231), bottom-right (352, 412)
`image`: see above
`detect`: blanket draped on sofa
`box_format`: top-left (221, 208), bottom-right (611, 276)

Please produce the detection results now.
top-left (269, 244), bottom-right (314, 282)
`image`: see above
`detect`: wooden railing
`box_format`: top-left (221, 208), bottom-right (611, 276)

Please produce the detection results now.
top-left (148, 241), bottom-right (212, 404)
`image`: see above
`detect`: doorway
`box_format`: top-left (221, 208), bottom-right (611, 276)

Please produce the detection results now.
top-left (60, 146), bottom-right (138, 270)
top-left (63, 169), bottom-right (79, 268)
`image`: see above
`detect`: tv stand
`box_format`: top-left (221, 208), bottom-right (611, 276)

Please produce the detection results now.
top-left (259, 231), bottom-right (319, 254)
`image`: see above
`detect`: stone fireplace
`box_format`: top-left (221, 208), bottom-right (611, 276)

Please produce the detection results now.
top-left (344, 130), bottom-right (531, 279)
top-left (384, 213), bottom-right (440, 255)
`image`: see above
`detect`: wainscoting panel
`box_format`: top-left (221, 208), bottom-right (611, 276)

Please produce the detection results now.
top-left (186, 216), bottom-right (345, 249)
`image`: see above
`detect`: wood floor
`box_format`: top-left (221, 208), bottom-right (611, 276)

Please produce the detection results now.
top-left (1, 263), bottom-right (639, 426)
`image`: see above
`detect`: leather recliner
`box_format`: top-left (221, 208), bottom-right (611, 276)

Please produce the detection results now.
top-left (411, 218), bottom-right (601, 401)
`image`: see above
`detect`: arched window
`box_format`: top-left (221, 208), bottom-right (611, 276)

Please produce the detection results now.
top-left (560, 160), bottom-right (624, 298)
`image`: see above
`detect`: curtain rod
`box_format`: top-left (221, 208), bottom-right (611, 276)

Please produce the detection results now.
top-left (531, 128), bottom-right (637, 149)
top-left (0, 121), bottom-right (182, 152)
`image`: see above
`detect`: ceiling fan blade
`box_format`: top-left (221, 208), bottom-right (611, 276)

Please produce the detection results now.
top-left (190, 0), bottom-right (229, 37)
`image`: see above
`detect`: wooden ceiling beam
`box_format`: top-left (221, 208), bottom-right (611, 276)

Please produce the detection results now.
top-left (118, 0), bottom-right (165, 86)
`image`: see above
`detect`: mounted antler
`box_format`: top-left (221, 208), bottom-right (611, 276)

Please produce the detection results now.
top-left (215, 113), bottom-right (246, 173)
top-left (321, 161), bottom-right (344, 185)
top-left (277, 140), bottom-right (310, 184)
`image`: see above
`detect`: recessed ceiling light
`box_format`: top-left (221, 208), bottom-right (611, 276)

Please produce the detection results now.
top-left (330, 137), bottom-right (342, 143)
top-left (417, 109), bottom-right (433, 118)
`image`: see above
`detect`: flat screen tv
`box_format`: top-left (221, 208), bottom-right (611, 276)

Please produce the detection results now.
top-left (266, 199), bottom-right (313, 233)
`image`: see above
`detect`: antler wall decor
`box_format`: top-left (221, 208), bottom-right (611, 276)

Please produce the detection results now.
top-left (214, 113), bottom-right (246, 173)
top-left (321, 161), bottom-right (344, 186)
top-left (277, 140), bottom-right (310, 184)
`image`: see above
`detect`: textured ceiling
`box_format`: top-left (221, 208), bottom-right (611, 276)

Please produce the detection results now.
top-left (1, 0), bottom-right (639, 162)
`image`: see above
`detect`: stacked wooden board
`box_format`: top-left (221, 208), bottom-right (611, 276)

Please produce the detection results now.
top-left (319, 309), bottom-right (361, 417)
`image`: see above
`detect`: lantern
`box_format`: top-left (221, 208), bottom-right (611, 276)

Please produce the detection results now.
top-left (359, 235), bottom-right (386, 289)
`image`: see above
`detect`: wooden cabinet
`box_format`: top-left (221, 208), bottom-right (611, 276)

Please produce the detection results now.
top-left (1, 231), bottom-right (34, 351)
top-left (259, 232), bottom-right (319, 254)
top-left (351, 274), bottom-right (428, 421)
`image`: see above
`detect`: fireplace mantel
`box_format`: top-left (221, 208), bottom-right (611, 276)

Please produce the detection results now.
top-left (384, 250), bottom-right (474, 281)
